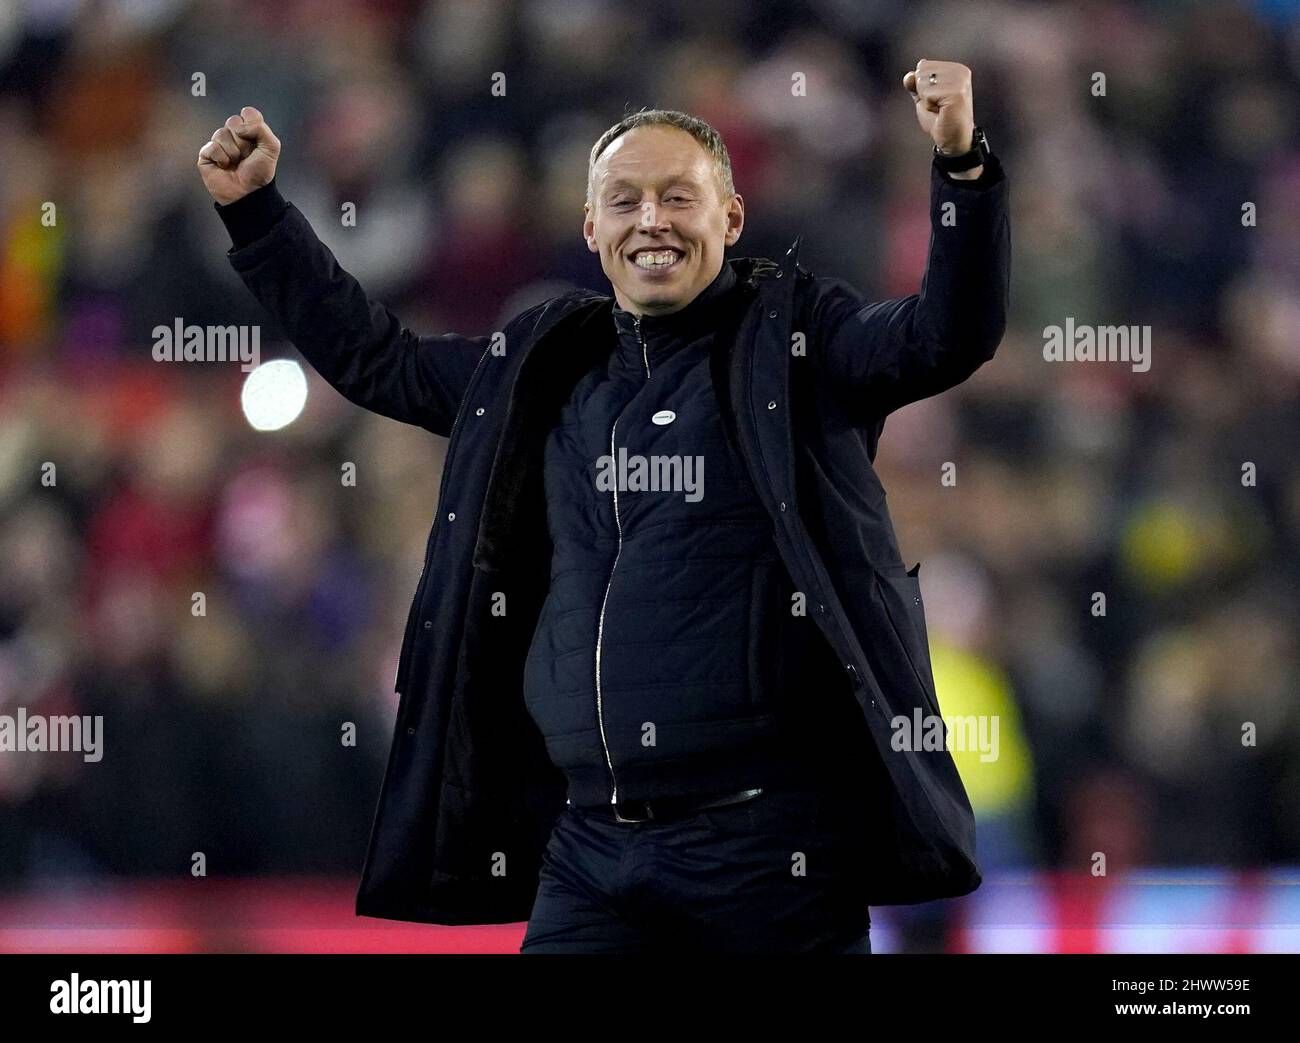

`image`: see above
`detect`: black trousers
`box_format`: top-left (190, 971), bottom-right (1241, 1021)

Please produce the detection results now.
top-left (519, 783), bottom-right (873, 953)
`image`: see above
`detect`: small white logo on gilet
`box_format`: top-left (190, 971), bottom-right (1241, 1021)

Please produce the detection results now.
top-left (652, 410), bottom-right (676, 425)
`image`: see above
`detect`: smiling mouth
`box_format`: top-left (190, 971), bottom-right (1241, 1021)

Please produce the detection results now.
top-left (629, 248), bottom-right (685, 272)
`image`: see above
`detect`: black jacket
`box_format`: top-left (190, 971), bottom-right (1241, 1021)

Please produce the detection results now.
top-left (218, 154), bottom-right (1011, 925)
top-left (523, 257), bottom-right (842, 806)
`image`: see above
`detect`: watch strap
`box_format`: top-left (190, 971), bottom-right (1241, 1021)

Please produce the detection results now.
top-left (933, 125), bottom-right (990, 173)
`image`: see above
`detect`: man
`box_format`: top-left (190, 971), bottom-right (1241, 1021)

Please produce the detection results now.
top-left (198, 58), bottom-right (1009, 953)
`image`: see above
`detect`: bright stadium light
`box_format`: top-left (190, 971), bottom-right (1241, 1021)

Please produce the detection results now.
top-left (240, 359), bottom-right (308, 431)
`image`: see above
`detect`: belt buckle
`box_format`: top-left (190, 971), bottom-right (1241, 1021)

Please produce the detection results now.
top-left (612, 798), bottom-right (655, 824)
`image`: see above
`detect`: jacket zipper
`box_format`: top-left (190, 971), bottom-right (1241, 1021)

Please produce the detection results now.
top-left (593, 314), bottom-right (650, 804)
top-left (636, 314), bottom-right (649, 378)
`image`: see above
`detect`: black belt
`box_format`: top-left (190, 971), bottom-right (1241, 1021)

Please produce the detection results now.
top-left (572, 786), bottom-right (764, 824)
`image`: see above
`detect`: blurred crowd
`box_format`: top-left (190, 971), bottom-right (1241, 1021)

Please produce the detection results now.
top-left (0, 0), bottom-right (1298, 939)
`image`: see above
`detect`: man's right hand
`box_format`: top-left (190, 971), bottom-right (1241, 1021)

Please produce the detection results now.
top-left (197, 106), bottom-right (281, 204)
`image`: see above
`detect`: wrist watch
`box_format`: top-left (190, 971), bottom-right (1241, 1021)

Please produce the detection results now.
top-left (933, 125), bottom-right (990, 173)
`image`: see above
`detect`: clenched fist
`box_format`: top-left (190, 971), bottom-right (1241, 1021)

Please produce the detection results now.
top-left (903, 60), bottom-right (977, 161)
top-left (197, 106), bottom-right (281, 205)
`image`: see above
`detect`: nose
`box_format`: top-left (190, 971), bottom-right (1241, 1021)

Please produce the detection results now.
top-left (636, 202), bottom-right (669, 232)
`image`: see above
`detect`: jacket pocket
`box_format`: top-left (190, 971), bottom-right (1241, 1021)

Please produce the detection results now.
top-left (872, 563), bottom-right (942, 718)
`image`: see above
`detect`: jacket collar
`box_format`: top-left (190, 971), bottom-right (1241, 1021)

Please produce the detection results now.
top-left (610, 261), bottom-right (739, 372)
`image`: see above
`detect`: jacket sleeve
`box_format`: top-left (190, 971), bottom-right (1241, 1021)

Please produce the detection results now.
top-left (810, 153), bottom-right (1011, 420)
top-left (218, 182), bottom-right (490, 437)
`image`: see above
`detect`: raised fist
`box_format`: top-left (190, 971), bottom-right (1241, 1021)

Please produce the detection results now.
top-left (197, 106), bottom-right (281, 205)
top-left (902, 60), bottom-right (976, 157)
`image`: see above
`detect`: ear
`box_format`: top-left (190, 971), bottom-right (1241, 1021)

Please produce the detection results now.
top-left (583, 204), bottom-right (597, 252)
top-left (723, 192), bottom-right (745, 248)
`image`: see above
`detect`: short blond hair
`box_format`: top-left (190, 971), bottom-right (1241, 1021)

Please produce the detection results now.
top-left (586, 108), bottom-right (735, 209)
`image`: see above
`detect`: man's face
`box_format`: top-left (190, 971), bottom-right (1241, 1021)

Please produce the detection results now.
top-left (584, 125), bottom-right (744, 317)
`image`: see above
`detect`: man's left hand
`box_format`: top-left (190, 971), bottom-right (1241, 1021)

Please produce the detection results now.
top-left (903, 59), bottom-right (981, 178)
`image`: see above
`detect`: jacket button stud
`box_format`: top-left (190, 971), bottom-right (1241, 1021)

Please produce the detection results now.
top-left (775, 270), bottom-right (783, 278)
top-left (768, 310), bottom-right (778, 319)
top-left (779, 501), bottom-right (787, 511)
top-left (423, 620), bottom-right (432, 630)
top-left (818, 603), bottom-right (826, 613)
top-left (407, 726), bottom-right (415, 735)
top-left (846, 663), bottom-right (862, 687)
top-left (447, 512), bottom-right (456, 521)
top-left (767, 400), bottom-right (777, 410)
top-left (475, 407), bottom-right (485, 416)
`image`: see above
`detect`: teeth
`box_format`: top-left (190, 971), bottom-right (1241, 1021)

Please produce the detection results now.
top-left (634, 250), bottom-right (680, 268)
